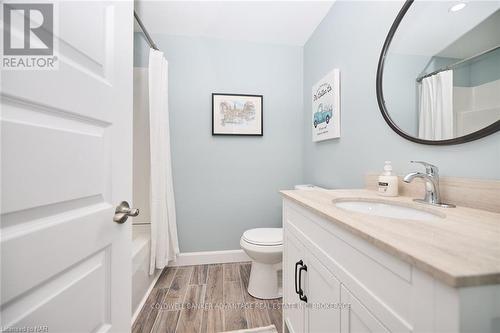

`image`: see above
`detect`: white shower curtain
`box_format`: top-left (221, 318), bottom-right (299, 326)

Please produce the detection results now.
top-left (148, 48), bottom-right (179, 274)
top-left (418, 70), bottom-right (454, 140)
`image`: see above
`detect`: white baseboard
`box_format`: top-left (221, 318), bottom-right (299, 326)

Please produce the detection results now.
top-left (170, 249), bottom-right (251, 266)
top-left (131, 269), bottom-right (162, 325)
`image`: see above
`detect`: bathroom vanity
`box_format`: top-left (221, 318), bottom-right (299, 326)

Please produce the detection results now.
top-left (281, 187), bottom-right (500, 333)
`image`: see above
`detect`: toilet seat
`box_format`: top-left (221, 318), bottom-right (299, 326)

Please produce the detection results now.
top-left (242, 228), bottom-right (282, 246)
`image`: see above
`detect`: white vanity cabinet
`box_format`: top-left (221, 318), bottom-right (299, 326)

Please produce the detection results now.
top-left (282, 198), bottom-right (500, 333)
top-left (283, 230), bottom-right (341, 333)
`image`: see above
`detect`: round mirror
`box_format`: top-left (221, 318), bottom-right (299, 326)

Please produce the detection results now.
top-left (377, 0), bottom-right (500, 145)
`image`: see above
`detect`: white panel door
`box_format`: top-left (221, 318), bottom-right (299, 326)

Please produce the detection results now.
top-left (1, 1), bottom-right (133, 332)
top-left (306, 255), bottom-right (341, 333)
top-left (283, 228), bottom-right (306, 333)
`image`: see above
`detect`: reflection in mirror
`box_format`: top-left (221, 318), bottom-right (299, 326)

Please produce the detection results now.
top-left (382, 0), bottom-right (500, 141)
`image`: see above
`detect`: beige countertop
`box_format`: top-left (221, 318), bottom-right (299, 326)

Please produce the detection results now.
top-left (280, 189), bottom-right (500, 288)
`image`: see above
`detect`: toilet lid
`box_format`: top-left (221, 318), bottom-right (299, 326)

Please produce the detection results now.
top-left (242, 228), bottom-right (283, 246)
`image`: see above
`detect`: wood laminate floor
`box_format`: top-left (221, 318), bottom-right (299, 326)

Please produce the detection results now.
top-left (132, 262), bottom-right (283, 333)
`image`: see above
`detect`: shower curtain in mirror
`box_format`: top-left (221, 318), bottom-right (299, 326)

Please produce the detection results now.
top-left (148, 48), bottom-right (179, 274)
top-left (418, 70), bottom-right (454, 140)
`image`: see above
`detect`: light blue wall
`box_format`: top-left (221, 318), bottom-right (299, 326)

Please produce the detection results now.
top-left (383, 53), bottom-right (430, 136)
top-left (469, 49), bottom-right (500, 86)
top-left (428, 56), bottom-right (471, 87)
top-left (134, 1), bottom-right (500, 253)
top-left (135, 34), bottom-right (303, 252)
top-left (303, 0), bottom-right (500, 189)
top-left (429, 52), bottom-right (500, 88)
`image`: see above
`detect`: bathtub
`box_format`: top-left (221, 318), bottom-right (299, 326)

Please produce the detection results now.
top-left (132, 224), bottom-right (161, 321)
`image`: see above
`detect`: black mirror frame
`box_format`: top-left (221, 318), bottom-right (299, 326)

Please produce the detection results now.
top-left (376, 0), bottom-right (500, 145)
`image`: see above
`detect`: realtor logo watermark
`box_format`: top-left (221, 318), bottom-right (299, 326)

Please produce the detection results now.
top-left (2, 2), bottom-right (58, 70)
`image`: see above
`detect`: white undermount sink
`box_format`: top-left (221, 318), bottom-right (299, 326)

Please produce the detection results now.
top-left (334, 199), bottom-right (444, 221)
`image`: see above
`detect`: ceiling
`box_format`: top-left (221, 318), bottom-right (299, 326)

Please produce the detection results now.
top-left (390, 0), bottom-right (500, 57)
top-left (437, 9), bottom-right (500, 59)
top-left (134, 1), bottom-right (335, 46)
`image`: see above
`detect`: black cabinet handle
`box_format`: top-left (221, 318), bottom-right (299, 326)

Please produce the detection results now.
top-left (298, 264), bottom-right (308, 303)
top-left (294, 260), bottom-right (303, 295)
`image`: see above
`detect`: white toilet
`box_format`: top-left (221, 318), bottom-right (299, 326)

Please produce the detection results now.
top-left (240, 228), bottom-right (283, 299)
top-left (240, 185), bottom-right (324, 299)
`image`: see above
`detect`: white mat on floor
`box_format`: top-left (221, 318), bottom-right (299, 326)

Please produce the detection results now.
top-left (223, 325), bottom-right (278, 333)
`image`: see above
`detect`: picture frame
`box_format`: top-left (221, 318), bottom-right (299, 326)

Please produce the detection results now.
top-left (312, 69), bottom-right (341, 142)
top-left (212, 93), bottom-right (263, 136)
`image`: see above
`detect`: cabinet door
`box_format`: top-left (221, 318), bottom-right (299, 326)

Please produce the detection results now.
top-left (306, 255), bottom-right (342, 333)
top-left (340, 285), bottom-right (388, 333)
top-left (283, 229), bottom-right (306, 333)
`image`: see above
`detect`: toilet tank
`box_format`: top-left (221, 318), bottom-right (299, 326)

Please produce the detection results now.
top-left (294, 184), bottom-right (325, 190)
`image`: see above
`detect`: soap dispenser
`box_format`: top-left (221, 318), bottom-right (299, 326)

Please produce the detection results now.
top-left (378, 161), bottom-right (398, 197)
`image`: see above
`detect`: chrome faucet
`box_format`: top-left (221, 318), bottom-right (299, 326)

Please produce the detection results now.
top-left (403, 161), bottom-right (455, 208)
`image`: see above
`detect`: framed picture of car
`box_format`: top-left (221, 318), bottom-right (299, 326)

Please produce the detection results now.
top-left (312, 69), bottom-right (340, 142)
top-left (212, 93), bottom-right (263, 136)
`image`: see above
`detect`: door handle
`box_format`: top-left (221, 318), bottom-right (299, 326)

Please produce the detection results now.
top-left (113, 201), bottom-right (139, 224)
top-left (298, 264), bottom-right (308, 303)
top-left (295, 260), bottom-right (303, 295)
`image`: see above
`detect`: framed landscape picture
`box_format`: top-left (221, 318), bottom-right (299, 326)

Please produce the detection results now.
top-left (212, 93), bottom-right (263, 136)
